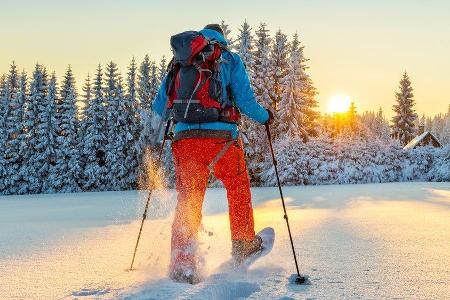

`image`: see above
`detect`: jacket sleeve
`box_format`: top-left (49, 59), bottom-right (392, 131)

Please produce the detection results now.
top-left (152, 75), bottom-right (169, 118)
top-left (229, 53), bottom-right (269, 124)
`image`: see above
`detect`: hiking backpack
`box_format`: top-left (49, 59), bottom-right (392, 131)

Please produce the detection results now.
top-left (165, 31), bottom-right (241, 124)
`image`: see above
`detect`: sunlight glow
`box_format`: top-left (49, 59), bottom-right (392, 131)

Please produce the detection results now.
top-left (327, 95), bottom-right (352, 113)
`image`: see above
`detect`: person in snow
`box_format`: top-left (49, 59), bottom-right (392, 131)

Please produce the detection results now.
top-left (152, 23), bottom-right (273, 284)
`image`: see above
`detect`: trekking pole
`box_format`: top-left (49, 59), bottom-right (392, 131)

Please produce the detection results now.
top-left (129, 118), bottom-right (173, 271)
top-left (265, 124), bottom-right (306, 284)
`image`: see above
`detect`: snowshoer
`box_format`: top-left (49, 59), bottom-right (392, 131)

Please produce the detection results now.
top-left (152, 24), bottom-right (273, 284)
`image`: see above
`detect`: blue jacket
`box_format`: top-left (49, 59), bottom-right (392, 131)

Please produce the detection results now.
top-left (152, 28), bottom-right (269, 139)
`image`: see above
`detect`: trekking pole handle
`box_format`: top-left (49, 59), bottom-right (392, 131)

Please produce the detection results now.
top-left (164, 117), bottom-right (173, 139)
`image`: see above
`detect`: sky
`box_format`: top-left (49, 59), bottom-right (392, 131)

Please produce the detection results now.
top-left (1, 0), bottom-right (449, 118)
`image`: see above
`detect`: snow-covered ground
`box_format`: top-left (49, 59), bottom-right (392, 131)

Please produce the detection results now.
top-left (1, 182), bottom-right (449, 299)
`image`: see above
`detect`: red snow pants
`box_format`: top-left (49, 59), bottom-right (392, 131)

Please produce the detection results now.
top-left (170, 137), bottom-right (255, 274)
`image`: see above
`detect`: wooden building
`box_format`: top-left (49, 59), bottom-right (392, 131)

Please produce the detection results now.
top-left (403, 125), bottom-right (442, 150)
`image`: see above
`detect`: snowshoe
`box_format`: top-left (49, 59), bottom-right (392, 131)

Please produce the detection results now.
top-left (232, 235), bottom-right (263, 265)
top-left (228, 227), bottom-right (275, 270)
top-left (170, 269), bottom-right (202, 285)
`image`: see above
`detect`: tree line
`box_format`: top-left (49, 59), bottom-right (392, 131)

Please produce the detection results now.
top-left (1, 20), bottom-right (449, 195)
top-left (0, 57), bottom-right (168, 195)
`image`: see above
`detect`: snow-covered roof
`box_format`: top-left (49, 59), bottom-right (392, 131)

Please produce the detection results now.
top-left (403, 131), bottom-right (440, 150)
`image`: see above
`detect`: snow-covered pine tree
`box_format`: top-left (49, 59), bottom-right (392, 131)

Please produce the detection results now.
top-left (158, 56), bottom-right (167, 84)
top-left (0, 73), bottom-right (9, 158)
top-left (391, 72), bottom-right (418, 145)
top-left (0, 74), bottom-right (5, 88)
top-left (21, 64), bottom-right (49, 193)
top-left (426, 116), bottom-right (433, 132)
top-left (295, 34), bottom-right (320, 139)
top-left (124, 57), bottom-right (141, 189)
top-left (442, 105), bottom-right (450, 145)
top-left (138, 55), bottom-right (153, 112)
top-left (244, 23), bottom-right (272, 184)
top-left (419, 113), bottom-right (426, 128)
top-left (0, 74), bottom-right (7, 131)
top-left (253, 23), bottom-right (272, 109)
top-left (156, 55), bottom-right (168, 129)
top-left (0, 75), bottom-right (6, 188)
top-left (266, 29), bottom-right (290, 184)
top-left (0, 74), bottom-right (6, 193)
top-left (1, 63), bottom-right (20, 194)
top-left (77, 74), bottom-right (92, 175)
top-left (127, 58), bottom-right (138, 112)
top-left (275, 35), bottom-right (301, 139)
top-left (375, 108), bottom-right (391, 141)
top-left (53, 66), bottom-right (81, 192)
top-left (13, 72), bottom-right (29, 194)
top-left (347, 103), bottom-right (372, 139)
top-left (234, 20), bottom-right (255, 155)
top-left (81, 65), bottom-right (108, 191)
top-left (347, 101), bottom-right (358, 133)
top-left (104, 61), bottom-right (121, 190)
top-left (236, 20), bottom-right (254, 75)
top-left (359, 111), bottom-right (376, 137)
top-left (77, 73), bottom-right (92, 191)
top-left (269, 29), bottom-right (289, 112)
top-left (149, 59), bottom-right (160, 136)
top-left (150, 60), bottom-right (159, 102)
top-left (79, 73), bottom-right (91, 122)
top-left (318, 113), bottom-right (333, 137)
top-left (431, 114), bottom-right (444, 141)
top-left (39, 73), bottom-right (59, 193)
top-left (138, 55), bottom-right (159, 151)
top-left (220, 20), bottom-right (234, 47)
top-left (276, 33), bottom-right (319, 142)
top-left (151, 55), bottom-right (168, 143)
top-left (5, 61), bottom-right (19, 100)
top-left (104, 61), bottom-right (129, 190)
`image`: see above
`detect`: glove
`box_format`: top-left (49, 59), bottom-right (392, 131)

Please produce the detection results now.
top-left (264, 108), bottom-right (274, 125)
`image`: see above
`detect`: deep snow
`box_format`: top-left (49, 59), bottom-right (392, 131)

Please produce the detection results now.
top-left (1, 182), bottom-right (449, 299)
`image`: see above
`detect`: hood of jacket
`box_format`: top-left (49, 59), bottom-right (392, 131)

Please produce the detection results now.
top-left (199, 28), bottom-right (228, 46)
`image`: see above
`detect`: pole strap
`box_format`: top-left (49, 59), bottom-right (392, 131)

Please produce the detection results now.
top-left (207, 140), bottom-right (235, 172)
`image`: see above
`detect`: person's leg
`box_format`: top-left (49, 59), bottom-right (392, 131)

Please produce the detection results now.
top-left (170, 139), bottom-right (210, 279)
top-left (213, 140), bottom-right (255, 242)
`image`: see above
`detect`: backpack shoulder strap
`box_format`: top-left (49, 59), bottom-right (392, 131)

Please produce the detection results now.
top-left (165, 57), bottom-right (178, 98)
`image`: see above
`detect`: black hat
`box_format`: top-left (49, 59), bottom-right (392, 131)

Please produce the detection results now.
top-left (204, 24), bottom-right (224, 36)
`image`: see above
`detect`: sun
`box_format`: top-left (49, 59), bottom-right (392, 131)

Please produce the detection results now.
top-left (327, 95), bottom-right (351, 113)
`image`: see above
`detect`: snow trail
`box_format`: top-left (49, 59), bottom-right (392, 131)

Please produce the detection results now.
top-left (0, 182), bottom-right (449, 299)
